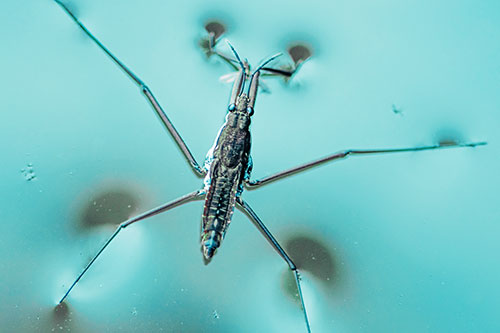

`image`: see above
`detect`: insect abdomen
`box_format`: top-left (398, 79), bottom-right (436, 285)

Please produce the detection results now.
top-left (201, 172), bottom-right (239, 260)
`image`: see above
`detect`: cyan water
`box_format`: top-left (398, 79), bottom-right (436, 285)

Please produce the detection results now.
top-left (1, 0), bottom-right (499, 332)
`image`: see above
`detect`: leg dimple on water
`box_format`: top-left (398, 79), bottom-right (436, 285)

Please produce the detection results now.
top-left (79, 188), bottom-right (140, 229)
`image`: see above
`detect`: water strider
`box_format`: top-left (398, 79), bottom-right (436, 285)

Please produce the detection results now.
top-left (54, 1), bottom-right (486, 331)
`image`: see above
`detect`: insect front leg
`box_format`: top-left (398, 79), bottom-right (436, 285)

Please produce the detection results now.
top-left (236, 198), bottom-right (311, 333)
top-left (201, 33), bottom-right (302, 81)
top-left (198, 25), bottom-right (239, 71)
top-left (246, 141), bottom-right (487, 188)
top-left (261, 44), bottom-right (312, 80)
top-left (58, 190), bottom-right (204, 304)
top-left (54, 0), bottom-right (205, 177)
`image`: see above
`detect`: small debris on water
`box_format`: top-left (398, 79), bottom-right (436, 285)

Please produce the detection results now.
top-left (392, 104), bottom-right (404, 116)
top-left (21, 163), bottom-right (37, 181)
top-left (131, 307), bottom-right (138, 316)
top-left (213, 310), bottom-right (220, 319)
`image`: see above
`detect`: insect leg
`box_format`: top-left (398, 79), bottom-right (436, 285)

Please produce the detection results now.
top-left (58, 189), bottom-right (204, 304)
top-left (261, 66), bottom-right (296, 78)
top-left (246, 141), bottom-right (487, 188)
top-left (207, 46), bottom-right (239, 71)
top-left (236, 198), bottom-right (311, 333)
top-left (54, 0), bottom-right (205, 177)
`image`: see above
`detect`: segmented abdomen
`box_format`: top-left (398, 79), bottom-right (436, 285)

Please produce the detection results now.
top-left (201, 167), bottom-right (241, 258)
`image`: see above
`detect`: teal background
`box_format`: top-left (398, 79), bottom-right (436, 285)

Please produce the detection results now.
top-left (1, 0), bottom-right (498, 332)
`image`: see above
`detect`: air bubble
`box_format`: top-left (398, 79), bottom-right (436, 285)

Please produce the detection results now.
top-left (20, 163), bottom-right (36, 181)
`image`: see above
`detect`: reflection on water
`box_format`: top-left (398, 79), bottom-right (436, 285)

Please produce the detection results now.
top-left (205, 21), bottom-right (226, 40)
top-left (200, 20), bottom-right (227, 58)
top-left (51, 302), bottom-right (73, 332)
top-left (286, 234), bottom-right (336, 286)
top-left (287, 44), bottom-right (313, 67)
top-left (79, 187), bottom-right (141, 229)
top-left (281, 232), bottom-right (339, 306)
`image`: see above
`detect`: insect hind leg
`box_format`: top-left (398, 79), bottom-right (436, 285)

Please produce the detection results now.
top-left (236, 198), bottom-right (311, 333)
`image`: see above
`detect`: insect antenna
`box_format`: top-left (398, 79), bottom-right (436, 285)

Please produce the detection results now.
top-left (226, 41), bottom-right (246, 71)
top-left (253, 53), bottom-right (283, 75)
top-left (247, 53), bottom-right (282, 95)
top-left (226, 41), bottom-right (248, 97)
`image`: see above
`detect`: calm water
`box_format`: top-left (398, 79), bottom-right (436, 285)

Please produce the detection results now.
top-left (1, 0), bottom-right (499, 332)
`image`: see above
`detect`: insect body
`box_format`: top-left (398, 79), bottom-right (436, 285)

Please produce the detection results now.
top-left (54, 1), bottom-right (486, 332)
top-left (201, 80), bottom-right (253, 260)
top-left (201, 49), bottom-right (279, 260)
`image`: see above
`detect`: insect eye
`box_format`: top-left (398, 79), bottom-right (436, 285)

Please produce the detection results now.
top-left (228, 104), bottom-right (236, 112)
top-left (246, 107), bottom-right (254, 116)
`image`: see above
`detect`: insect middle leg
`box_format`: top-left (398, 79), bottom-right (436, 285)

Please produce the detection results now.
top-left (246, 141), bottom-right (487, 188)
top-left (59, 190), bottom-right (205, 304)
top-left (54, 0), bottom-right (205, 177)
top-left (236, 198), bottom-right (311, 333)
